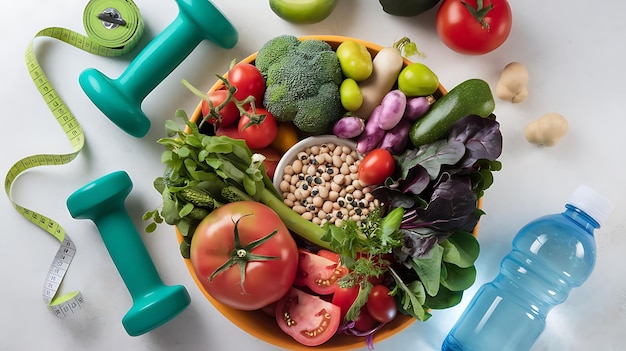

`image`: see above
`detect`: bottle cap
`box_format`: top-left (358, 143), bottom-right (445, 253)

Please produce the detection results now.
top-left (567, 184), bottom-right (614, 226)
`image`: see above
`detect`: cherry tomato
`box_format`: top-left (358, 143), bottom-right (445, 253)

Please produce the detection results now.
top-left (353, 305), bottom-right (377, 332)
top-left (397, 63), bottom-right (439, 97)
top-left (238, 107), bottom-right (278, 149)
top-left (228, 62), bottom-right (266, 106)
top-left (294, 249), bottom-right (348, 295)
top-left (436, 0), bottom-right (512, 55)
top-left (331, 284), bottom-right (360, 321)
top-left (366, 285), bottom-right (397, 323)
top-left (275, 287), bottom-right (341, 346)
top-left (357, 148), bottom-right (395, 186)
top-left (190, 202), bottom-right (299, 310)
top-left (201, 89), bottom-right (240, 127)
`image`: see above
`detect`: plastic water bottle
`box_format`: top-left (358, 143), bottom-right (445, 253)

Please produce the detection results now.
top-left (441, 184), bottom-right (613, 351)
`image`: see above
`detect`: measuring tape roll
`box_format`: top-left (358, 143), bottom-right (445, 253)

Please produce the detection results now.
top-left (4, 0), bottom-right (144, 318)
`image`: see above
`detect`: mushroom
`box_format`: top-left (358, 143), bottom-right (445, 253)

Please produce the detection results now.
top-left (496, 62), bottom-right (529, 103)
top-left (525, 112), bottom-right (569, 146)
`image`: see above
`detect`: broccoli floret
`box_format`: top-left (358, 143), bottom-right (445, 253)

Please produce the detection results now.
top-left (255, 35), bottom-right (345, 134)
top-left (255, 35), bottom-right (300, 76)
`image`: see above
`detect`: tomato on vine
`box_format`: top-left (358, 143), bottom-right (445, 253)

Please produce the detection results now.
top-left (436, 0), bottom-right (512, 55)
top-left (238, 107), bottom-right (278, 149)
top-left (228, 62), bottom-right (266, 107)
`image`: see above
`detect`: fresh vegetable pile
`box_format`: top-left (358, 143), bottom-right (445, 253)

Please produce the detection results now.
top-left (145, 35), bottom-right (503, 348)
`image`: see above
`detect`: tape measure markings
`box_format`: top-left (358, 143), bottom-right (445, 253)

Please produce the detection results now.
top-left (4, 0), bottom-right (143, 318)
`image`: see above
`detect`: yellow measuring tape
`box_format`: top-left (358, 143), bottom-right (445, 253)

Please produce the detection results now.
top-left (4, 0), bottom-right (144, 317)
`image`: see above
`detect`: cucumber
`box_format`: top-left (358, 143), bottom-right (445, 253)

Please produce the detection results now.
top-left (409, 79), bottom-right (495, 147)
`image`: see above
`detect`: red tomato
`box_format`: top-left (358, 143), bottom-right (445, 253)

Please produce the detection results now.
top-left (190, 201), bottom-right (298, 310)
top-left (238, 107), bottom-right (278, 149)
top-left (228, 62), bottom-right (266, 106)
top-left (357, 148), bottom-right (395, 186)
top-left (252, 146), bottom-right (281, 180)
top-left (366, 285), bottom-right (397, 323)
top-left (201, 89), bottom-right (240, 127)
top-left (353, 305), bottom-right (377, 332)
top-left (436, 0), bottom-right (512, 55)
top-left (275, 287), bottom-right (341, 346)
top-left (331, 284), bottom-right (360, 321)
top-left (215, 123), bottom-right (242, 139)
top-left (294, 249), bottom-right (348, 295)
top-left (317, 249), bottom-right (341, 263)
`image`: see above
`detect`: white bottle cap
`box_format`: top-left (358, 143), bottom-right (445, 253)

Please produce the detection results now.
top-left (567, 184), bottom-right (614, 226)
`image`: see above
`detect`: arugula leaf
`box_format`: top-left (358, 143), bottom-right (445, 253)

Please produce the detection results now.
top-left (389, 267), bottom-right (430, 321)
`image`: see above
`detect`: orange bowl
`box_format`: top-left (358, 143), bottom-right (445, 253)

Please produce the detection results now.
top-left (176, 35), bottom-right (471, 350)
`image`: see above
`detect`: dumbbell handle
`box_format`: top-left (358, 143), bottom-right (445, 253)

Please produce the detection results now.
top-left (119, 16), bottom-right (208, 102)
top-left (92, 207), bottom-right (164, 299)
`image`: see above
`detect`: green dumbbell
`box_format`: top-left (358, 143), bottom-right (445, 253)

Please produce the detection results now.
top-left (79, 0), bottom-right (238, 137)
top-left (66, 170), bottom-right (190, 336)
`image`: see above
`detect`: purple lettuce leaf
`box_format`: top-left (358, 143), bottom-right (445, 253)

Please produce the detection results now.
top-left (448, 115), bottom-right (502, 169)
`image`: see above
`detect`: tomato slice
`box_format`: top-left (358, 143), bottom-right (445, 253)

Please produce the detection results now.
top-left (275, 287), bottom-right (341, 346)
top-left (294, 249), bottom-right (347, 295)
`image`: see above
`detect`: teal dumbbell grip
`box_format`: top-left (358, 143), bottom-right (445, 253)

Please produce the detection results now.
top-left (79, 0), bottom-right (238, 138)
top-left (66, 170), bottom-right (190, 336)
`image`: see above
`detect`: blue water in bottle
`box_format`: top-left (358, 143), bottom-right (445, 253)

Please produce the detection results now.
top-left (442, 185), bottom-right (613, 351)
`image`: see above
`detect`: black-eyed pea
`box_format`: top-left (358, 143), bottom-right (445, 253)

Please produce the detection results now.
top-left (312, 154), bottom-right (322, 164)
top-left (332, 155), bottom-right (342, 167)
top-left (279, 180), bottom-right (290, 193)
top-left (322, 201), bottom-right (334, 213)
top-left (346, 154), bottom-right (356, 165)
top-left (290, 175), bottom-right (298, 185)
top-left (318, 185), bottom-right (329, 199)
top-left (313, 196), bottom-right (323, 208)
top-left (292, 159), bottom-right (303, 174)
top-left (312, 217), bottom-right (322, 225)
top-left (328, 191), bottom-right (339, 202)
top-left (294, 188), bottom-right (303, 200)
top-left (302, 212), bottom-right (314, 221)
top-left (340, 164), bottom-right (350, 175)
top-left (293, 205), bottom-right (307, 214)
top-left (283, 199), bottom-right (294, 207)
top-left (353, 189), bottom-right (363, 200)
top-left (318, 210), bottom-right (327, 219)
top-left (333, 174), bottom-right (344, 185)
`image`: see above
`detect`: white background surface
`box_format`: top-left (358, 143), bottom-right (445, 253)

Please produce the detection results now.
top-left (1, 1), bottom-right (625, 350)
